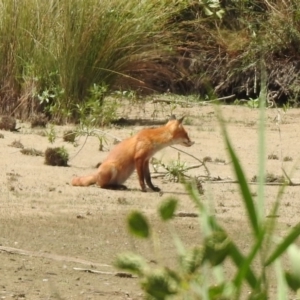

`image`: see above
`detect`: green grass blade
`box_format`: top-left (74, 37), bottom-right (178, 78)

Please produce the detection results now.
top-left (257, 58), bottom-right (267, 224)
top-left (229, 240), bottom-right (258, 289)
top-left (265, 223), bottom-right (300, 266)
top-left (233, 230), bottom-right (265, 295)
top-left (223, 129), bottom-right (260, 238)
top-left (275, 259), bottom-right (288, 300)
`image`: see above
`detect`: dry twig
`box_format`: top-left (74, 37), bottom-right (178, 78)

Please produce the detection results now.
top-left (73, 267), bottom-right (136, 278)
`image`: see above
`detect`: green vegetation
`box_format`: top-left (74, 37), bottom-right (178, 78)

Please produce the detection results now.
top-left (0, 0), bottom-right (183, 121)
top-left (1, 1), bottom-right (300, 122)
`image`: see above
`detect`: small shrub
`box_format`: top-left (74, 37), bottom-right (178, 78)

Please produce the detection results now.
top-left (203, 156), bottom-right (212, 162)
top-left (283, 156), bottom-right (293, 162)
top-left (30, 113), bottom-right (48, 128)
top-left (0, 116), bottom-right (17, 131)
top-left (44, 147), bottom-right (69, 166)
top-left (164, 154), bottom-right (189, 183)
top-left (0, 133), bottom-right (4, 138)
top-left (63, 130), bottom-right (76, 143)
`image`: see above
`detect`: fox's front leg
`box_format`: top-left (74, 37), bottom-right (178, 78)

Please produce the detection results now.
top-left (144, 159), bottom-right (160, 192)
top-left (135, 158), bottom-right (147, 192)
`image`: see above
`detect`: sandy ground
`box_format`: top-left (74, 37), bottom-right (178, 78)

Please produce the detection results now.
top-left (1, 101), bottom-right (300, 299)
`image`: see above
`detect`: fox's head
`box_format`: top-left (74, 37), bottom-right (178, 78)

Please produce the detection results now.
top-left (167, 115), bottom-right (194, 147)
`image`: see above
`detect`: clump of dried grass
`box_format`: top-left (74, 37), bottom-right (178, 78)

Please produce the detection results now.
top-left (30, 114), bottom-right (48, 128)
top-left (21, 148), bottom-right (44, 157)
top-left (44, 147), bottom-right (69, 167)
top-left (63, 130), bottom-right (76, 143)
top-left (0, 116), bottom-right (18, 131)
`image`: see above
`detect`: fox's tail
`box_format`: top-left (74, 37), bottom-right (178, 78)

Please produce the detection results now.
top-left (71, 173), bottom-right (97, 186)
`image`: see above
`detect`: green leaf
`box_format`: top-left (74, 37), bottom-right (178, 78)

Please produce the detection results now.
top-left (142, 268), bottom-right (180, 299)
top-left (209, 283), bottom-right (233, 300)
top-left (180, 246), bottom-right (203, 275)
top-left (159, 197), bottom-right (178, 221)
top-left (115, 252), bottom-right (147, 275)
top-left (229, 241), bottom-right (258, 289)
top-left (203, 231), bottom-right (231, 266)
top-left (265, 223), bottom-right (300, 266)
top-left (287, 244), bottom-right (300, 277)
top-left (127, 211), bottom-right (150, 238)
top-left (282, 244), bottom-right (300, 292)
top-left (285, 271), bottom-right (300, 292)
top-left (204, 7), bottom-right (213, 16)
top-left (233, 230), bottom-right (265, 294)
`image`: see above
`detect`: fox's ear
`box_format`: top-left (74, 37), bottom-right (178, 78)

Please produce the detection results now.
top-left (178, 116), bottom-right (185, 124)
top-left (169, 114), bottom-right (177, 120)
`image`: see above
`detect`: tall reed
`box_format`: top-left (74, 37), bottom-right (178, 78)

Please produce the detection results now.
top-left (0, 0), bottom-right (181, 119)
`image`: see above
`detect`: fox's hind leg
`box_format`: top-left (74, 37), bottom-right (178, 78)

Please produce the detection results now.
top-left (95, 163), bottom-right (128, 190)
top-left (101, 184), bottom-right (128, 190)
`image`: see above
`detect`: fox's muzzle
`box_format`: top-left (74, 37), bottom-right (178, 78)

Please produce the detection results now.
top-left (182, 140), bottom-right (194, 147)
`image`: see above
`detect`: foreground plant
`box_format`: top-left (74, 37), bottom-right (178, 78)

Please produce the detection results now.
top-left (116, 105), bottom-right (300, 299)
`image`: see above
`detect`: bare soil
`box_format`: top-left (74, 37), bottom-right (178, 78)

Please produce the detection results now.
top-left (1, 102), bottom-right (300, 299)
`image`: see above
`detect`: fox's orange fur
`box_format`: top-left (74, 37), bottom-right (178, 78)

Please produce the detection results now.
top-left (71, 116), bottom-right (194, 192)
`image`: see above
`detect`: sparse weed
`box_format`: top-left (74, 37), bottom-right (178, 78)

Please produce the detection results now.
top-left (9, 140), bottom-right (24, 149)
top-left (252, 172), bottom-right (286, 184)
top-left (165, 157), bottom-right (187, 183)
top-left (45, 124), bottom-right (56, 144)
top-left (97, 134), bottom-right (108, 151)
top-left (203, 156), bottom-right (212, 162)
top-left (268, 153), bottom-right (279, 160)
top-left (154, 153), bottom-right (189, 183)
top-left (246, 97), bottom-right (259, 109)
top-left (214, 157), bottom-right (226, 164)
top-left (6, 172), bottom-right (20, 182)
top-left (183, 116), bottom-right (193, 125)
top-left (21, 148), bottom-right (44, 157)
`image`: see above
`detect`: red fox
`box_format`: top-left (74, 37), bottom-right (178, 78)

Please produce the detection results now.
top-left (71, 115), bottom-right (194, 192)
